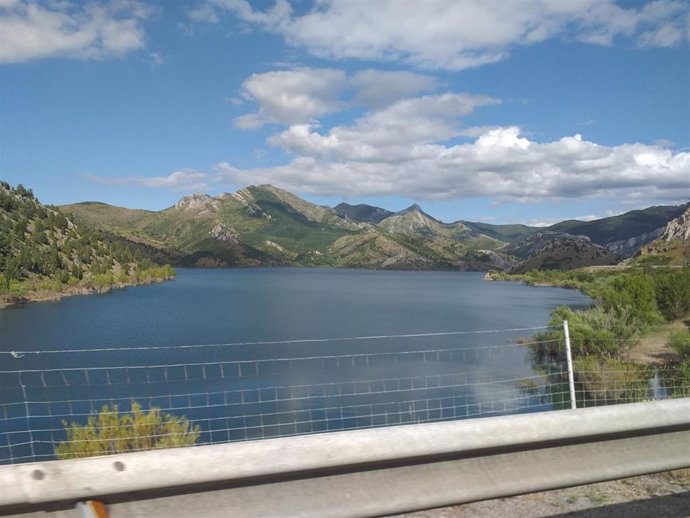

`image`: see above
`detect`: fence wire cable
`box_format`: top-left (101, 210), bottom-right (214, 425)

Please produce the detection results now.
top-left (1, 326), bottom-right (687, 466)
top-left (1, 326), bottom-right (551, 356)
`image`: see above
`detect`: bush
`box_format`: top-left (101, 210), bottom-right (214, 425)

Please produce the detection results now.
top-left (601, 273), bottom-right (662, 333)
top-left (55, 401), bottom-right (200, 459)
top-left (667, 330), bottom-right (690, 358)
top-left (538, 306), bottom-right (629, 360)
top-left (92, 272), bottom-right (114, 291)
top-left (574, 356), bottom-right (652, 404)
top-left (654, 269), bottom-right (690, 321)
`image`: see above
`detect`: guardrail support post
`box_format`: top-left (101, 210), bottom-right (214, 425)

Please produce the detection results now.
top-left (563, 320), bottom-right (576, 409)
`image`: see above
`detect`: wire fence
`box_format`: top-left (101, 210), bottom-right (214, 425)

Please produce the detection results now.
top-left (0, 324), bottom-right (688, 465)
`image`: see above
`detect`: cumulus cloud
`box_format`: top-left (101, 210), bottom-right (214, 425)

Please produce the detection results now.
top-left (87, 171), bottom-right (208, 191)
top-left (0, 0), bottom-right (151, 64)
top-left (192, 0), bottom-right (690, 70)
top-left (214, 126), bottom-right (690, 203)
top-left (235, 67), bottom-right (447, 128)
top-left (234, 68), bottom-right (347, 127)
top-left (226, 67), bottom-right (689, 204)
top-left (268, 93), bottom-right (500, 159)
top-left (350, 70), bottom-right (438, 108)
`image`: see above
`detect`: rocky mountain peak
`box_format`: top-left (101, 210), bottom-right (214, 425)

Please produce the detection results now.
top-left (378, 205), bottom-right (444, 236)
top-left (398, 203), bottom-right (425, 215)
top-left (661, 205), bottom-right (690, 242)
top-left (175, 193), bottom-right (220, 214)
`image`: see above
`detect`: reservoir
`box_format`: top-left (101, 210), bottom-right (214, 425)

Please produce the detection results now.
top-left (0, 268), bottom-right (590, 463)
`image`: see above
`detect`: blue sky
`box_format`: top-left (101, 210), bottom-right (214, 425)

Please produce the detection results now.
top-left (1, 0), bottom-right (689, 225)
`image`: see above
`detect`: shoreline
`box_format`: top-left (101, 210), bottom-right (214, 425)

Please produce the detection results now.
top-left (486, 269), bottom-right (686, 367)
top-left (0, 276), bottom-right (172, 311)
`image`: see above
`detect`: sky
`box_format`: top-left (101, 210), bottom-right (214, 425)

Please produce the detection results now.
top-left (0, 0), bottom-right (689, 226)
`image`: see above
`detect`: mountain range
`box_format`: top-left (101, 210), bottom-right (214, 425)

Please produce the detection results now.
top-left (61, 184), bottom-right (690, 272)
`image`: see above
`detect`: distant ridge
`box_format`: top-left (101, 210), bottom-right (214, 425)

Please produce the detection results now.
top-left (60, 184), bottom-right (688, 273)
top-left (334, 203), bottom-right (392, 224)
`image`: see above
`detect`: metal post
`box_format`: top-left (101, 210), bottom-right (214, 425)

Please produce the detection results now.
top-left (563, 320), bottom-right (576, 409)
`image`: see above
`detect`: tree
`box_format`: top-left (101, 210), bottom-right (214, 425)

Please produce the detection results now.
top-left (55, 401), bottom-right (200, 459)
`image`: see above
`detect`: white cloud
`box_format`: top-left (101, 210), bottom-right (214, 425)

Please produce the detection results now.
top-left (225, 61), bottom-right (689, 208)
top-left (187, 3), bottom-right (220, 24)
top-left (653, 138), bottom-right (675, 148)
top-left (235, 67), bottom-right (454, 129)
top-left (0, 0), bottom-right (151, 64)
top-left (268, 93), bottom-right (500, 159)
top-left (350, 70), bottom-right (438, 108)
top-left (214, 126), bottom-right (690, 204)
top-left (192, 0), bottom-right (690, 70)
top-left (205, 0), bottom-right (291, 28)
top-left (234, 68), bottom-right (347, 127)
top-left (636, 0), bottom-right (690, 47)
top-left (87, 171), bottom-right (208, 191)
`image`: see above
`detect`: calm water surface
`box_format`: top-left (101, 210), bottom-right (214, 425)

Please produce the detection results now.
top-left (0, 269), bottom-right (590, 463)
top-left (0, 268), bottom-right (589, 349)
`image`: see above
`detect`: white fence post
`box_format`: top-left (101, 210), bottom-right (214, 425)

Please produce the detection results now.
top-left (563, 320), bottom-right (576, 409)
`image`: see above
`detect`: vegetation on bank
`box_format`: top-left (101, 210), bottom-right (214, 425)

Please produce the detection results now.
top-left (0, 181), bottom-right (175, 306)
top-left (501, 266), bottom-right (690, 403)
top-left (56, 402), bottom-right (200, 459)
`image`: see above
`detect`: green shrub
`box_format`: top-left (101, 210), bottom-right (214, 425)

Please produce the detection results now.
top-left (574, 356), bottom-right (652, 404)
top-left (92, 272), bottom-right (114, 290)
top-left (55, 401), bottom-right (200, 459)
top-left (539, 306), bottom-right (630, 360)
top-left (667, 330), bottom-right (690, 358)
top-left (654, 270), bottom-right (690, 321)
top-left (601, 273), bottom-right (662, 332)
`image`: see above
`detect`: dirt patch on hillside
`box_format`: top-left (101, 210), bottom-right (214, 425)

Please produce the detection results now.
top-left (628, 321), bottom-right (687, 365)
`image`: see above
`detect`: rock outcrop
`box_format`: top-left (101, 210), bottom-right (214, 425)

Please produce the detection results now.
top-left (210, 223), bottom-right (238, 244)
top-left (661, 206), bottom-right (690, 242)
top-left (175, 193), bottom-right (219, 214)
top-left (605, 227), bottom-right (665, 257)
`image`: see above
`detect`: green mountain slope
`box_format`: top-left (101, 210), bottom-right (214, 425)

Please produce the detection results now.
top-left (334, 203), bottom-right (393, 223)
top-left (65, 185), bottom-right (360, 268)
top-left (63, 186), bottom-right (514, 270)
top-left (547, 204), bottom-right (688, 256)
top-left (60, 184), bottom-right (688, 273)
top-left (0, 181), bottom-right (174, 306)
top-left (461, 221), bottom-right (536, 243)
top-left (507, 232), bottom-right (618, 273)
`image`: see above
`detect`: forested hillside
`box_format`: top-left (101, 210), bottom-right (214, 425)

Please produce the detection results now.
top-left (0, 181), bottom-right (174, 307)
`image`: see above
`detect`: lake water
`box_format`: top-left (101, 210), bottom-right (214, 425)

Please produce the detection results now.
top-left (0, 268), bottom-right (590, 463)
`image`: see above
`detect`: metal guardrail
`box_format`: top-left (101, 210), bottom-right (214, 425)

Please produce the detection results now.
top-left (1, 398), bottom-right (689, 517)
